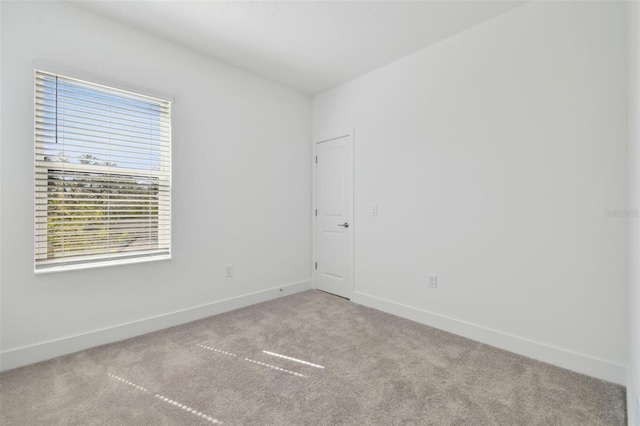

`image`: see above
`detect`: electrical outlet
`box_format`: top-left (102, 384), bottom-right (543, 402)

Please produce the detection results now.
top-left (428, 273), bottom-right (437, 288)
top-left (370, 204), bottom-right (378, 216)
top-left (225, 264), bottom-right (233, 278)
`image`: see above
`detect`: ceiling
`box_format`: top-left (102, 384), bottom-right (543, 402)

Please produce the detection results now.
top-left (71, 1), bottom-right (525, 95)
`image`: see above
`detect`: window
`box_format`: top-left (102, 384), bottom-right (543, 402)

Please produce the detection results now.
top-left (34, 70), bottom-right (171, 271)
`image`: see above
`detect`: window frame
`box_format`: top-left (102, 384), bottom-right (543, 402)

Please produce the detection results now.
top-left (33, 67), bottom-right (173, 273)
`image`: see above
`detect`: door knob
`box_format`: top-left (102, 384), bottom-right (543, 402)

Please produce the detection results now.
top-left (337, 222), bottom-right (349, 228)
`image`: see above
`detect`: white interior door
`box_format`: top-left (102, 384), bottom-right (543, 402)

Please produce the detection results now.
top-left (314, 134), bottom-right (354, 299)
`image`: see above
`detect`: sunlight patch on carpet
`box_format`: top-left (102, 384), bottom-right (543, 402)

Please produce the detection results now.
top-left (155, 394), bottom-right (222, 424)
top-left (244, 358), bottom-right (306, 377)
top-left (262, 350), bottom-right (325, 369)
top-left (197, 344), bottom-right (238, 357)
top-left (107, 373), bottom-right (148, 392)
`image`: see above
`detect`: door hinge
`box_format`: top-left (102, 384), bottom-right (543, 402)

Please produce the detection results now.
top-left (315, 156), bottom-right (318, 164)
top-left (315, 262), bottom-right (317, 270)
top-left (315, 209), bottom-right (317, 217)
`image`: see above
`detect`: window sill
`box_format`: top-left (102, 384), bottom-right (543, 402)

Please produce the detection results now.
top-left (34, 254), bottom-right (171, 274)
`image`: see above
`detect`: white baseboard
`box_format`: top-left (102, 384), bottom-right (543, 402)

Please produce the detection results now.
top-left (0, 280), bottom-right (312, 372)
top-left (351, 291), bottom-right (627, 386)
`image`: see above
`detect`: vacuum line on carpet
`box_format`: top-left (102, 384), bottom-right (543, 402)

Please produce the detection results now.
top-left (262, 350), bottom-right (325, 369)
top-left (244, 358), bottom-right (306, 377)
top-left (154, 394), bottom-right (222, 424)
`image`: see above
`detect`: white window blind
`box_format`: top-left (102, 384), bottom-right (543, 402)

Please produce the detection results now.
top-left (34, 70), bottom-right (171, 271)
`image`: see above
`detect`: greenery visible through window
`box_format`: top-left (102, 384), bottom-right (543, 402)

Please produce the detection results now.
top-left (35, 70), bottom-right (171, 271)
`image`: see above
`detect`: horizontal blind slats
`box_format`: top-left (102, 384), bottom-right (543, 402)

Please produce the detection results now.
top-left (35, 70), bottom-right (171, 270)
top-left (35, 79), bottom-right (171, 114)
top-left (35, 133), bottom-right (171, 155)
top-left (35, 97), bottom-right (171, 126)
top-left (35, 145), bottom-right (171, 163)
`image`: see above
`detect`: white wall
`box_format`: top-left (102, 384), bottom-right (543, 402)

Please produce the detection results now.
top-left (628, 1), bottom-right (640, 423)
top-left (313, 2), bottom-right (628, 384)
top-left (0, 1), bottom-right (311, 368)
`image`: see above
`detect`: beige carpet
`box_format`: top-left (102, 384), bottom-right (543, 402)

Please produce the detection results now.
top-left (0, 290), bottom-right (626, 425)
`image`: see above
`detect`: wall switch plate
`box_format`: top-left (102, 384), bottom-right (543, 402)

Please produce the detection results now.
top-left (225, 264), bottom-right (233, 278)
top-left (371, 204), bottom-right (378, 216)
top-left (428, 274), bottom-right (437, 288)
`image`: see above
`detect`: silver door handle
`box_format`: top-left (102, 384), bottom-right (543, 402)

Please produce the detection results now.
top-left (337, 222), bottom-right (349, 228)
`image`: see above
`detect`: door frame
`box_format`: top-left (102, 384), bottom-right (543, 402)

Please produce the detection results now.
top-left (312, 130), bottom-right (355, 298)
